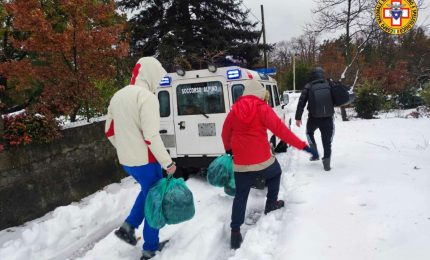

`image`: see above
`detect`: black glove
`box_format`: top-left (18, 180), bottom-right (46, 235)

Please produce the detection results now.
top-left (226, 150), bottom-right (233, 156)
top-left (303, 146), bottom-right (319, 159)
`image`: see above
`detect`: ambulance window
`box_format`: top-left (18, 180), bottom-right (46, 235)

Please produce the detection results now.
top-left (158, 91), bottom-right (170, 117)
top-left (273, 85), bottom-right (280, 106)
top-left (266, 85), bottom-right (274, 107)
top-left (232, 84), bottom-right (244, 103)
top-left (177, 81), bottom-right (225, 116)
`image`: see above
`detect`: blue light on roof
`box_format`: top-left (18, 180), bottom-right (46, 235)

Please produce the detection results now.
top-left (258, 73), bottom-right (269, 80)
top-left (227, 69), bottom-right (241, 80)
top-left (159, 76), bottom-right (171, 86)
top-left (254, 67), bottom-right (277, 75)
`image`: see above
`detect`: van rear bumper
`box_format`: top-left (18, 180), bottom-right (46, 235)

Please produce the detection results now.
top-left (173, 156), bottom-right (218, 169)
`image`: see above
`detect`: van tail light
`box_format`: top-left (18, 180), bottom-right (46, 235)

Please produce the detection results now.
top-left (247, 71), bottom-right (254, 79)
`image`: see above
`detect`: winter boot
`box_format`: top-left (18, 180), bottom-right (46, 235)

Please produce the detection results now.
top-left (322, 158), bottom-right (331, 171)
top-left (140, 240), bottom-right (169, 260)
top-left (230, 231), bottom-right (243, 249)
top-left (264, 200), bottom-right (285, 215)
top-left (114, 222), bottom-right (137, 246)
top-left (309, 144), bottom-right (319, 161)
top-left (140, 250), bottom-right (156, 260)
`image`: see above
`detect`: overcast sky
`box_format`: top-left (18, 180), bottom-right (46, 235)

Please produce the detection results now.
top-left (243, 0), bottom-right (430, 43)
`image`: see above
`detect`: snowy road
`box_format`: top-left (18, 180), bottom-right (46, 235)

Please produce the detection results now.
top-left (1, 96), bottom-right (430, 260)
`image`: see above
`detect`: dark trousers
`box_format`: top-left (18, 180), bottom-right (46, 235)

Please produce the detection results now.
top-left (231, 159), bottom-right (282, 231)
top-left (306, 116), bottom-right (334, 159)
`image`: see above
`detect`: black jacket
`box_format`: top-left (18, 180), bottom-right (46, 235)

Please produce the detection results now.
top-left (295, 83), bottom-right (311, 120)
top-left (295, 67), bottom-right (328, 120)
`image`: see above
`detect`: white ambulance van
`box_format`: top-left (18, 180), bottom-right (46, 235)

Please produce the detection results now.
top-left (156, 66), bottom-right (290, 176)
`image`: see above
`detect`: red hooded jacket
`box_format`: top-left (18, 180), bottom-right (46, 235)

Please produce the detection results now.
top-left (222, 95), bottom-right (307, 165)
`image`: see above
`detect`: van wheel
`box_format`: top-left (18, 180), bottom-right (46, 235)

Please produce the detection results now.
top-left (270, 135), bottom-right (276, 153)
top-left (274, 141), bottom-right (288, 153)
top-left (173, 167), bottom-right (190, 181)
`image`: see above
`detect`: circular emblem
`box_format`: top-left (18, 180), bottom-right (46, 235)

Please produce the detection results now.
top-left (375, 0), bottom-right (418, 35)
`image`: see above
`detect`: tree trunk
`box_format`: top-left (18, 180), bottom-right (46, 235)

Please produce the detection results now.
top-left (340, 0), bottom-right (353, 122)
top-left (85, 102), bottom-right (91, 123)
top-left (0, 115), bottom-right (4, 135)
top-left (0, 115), bottom-right (5, 149)
top-left (70, 105), bottom-right (81, 122)
top-left (340, 106), bottom-right (348, 121)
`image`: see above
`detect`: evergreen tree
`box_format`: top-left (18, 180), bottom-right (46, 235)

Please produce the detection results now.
top-left (118, 0), bottom-right (265, 70)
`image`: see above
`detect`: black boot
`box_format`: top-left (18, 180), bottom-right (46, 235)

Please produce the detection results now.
top-left (322, 158), bottom-right (331, 171)
top-left (230, 231), bottom-right (243, 249)
top-left (114, 222), bottom-right (137, 246)
top-left (309, 144), bottom-right (319, 161)
top-left (264, 200), bottom-right (285, 214)
top-left (140, 250), bottom-right (155, 260)
top-left (140, 240), bottom-right (169, 260)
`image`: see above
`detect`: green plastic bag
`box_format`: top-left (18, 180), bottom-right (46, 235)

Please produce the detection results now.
top-left (223, 175), bottom-right (236, 196)
top-left (145, 178), bottom-right (168, 229)
top-left (207, 154), bottom-right (233, 187)
top-left (145, 175), bottom-right (195, 229)
top-left (163, 177), bottom-right (195, 224)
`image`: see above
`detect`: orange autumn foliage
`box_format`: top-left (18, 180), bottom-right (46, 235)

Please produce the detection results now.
top-left (361, 60), bottom-right (411, 93)
top-left (318, 41), bottom-right (345, 80)
top-left (0, 0), bottom-right (128, 119)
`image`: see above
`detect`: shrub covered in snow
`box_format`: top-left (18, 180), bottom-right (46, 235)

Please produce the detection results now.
top-left (397, 88), bottom-right (425, 109)
top-left (422, 84), bottom-right (430, 109)
top-left (354, 81), bottom-right (384, 119)
top-left (0, 86), bottom-right (5, 151)
top-left (2, 113), bottom-right (61, 148)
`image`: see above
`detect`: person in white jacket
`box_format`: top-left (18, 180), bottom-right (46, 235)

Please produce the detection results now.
top-left (105, 57), bottom-right (176, 260)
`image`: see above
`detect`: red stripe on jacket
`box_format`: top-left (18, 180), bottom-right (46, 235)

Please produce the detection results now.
top-left (105, 120), bottom-right (115, 138)
top-left (130, 63), bottom-right (141, 85)
top-left (144, 140), bottom-right (157, 163)
top-left (147, 148), bottom-right (157, 163)
top-left (222, 96), bottom-right (307, 165)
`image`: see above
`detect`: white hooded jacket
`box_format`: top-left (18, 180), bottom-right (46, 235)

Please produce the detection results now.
top-left (105, 57), bottom-right (173, 169)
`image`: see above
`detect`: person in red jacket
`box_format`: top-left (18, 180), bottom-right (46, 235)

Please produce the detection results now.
top-left (222, 77), bottom-right (318, 249)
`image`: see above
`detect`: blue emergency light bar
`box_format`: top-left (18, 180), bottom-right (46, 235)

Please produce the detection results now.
top-left (227, 69), bottom-right (241, 80)
top-left (159, 76), bottom-right (171, 86)
top-left (258, 73), bottom-right (269, 80)
top-left (254, 68), bottom-right (277, 75)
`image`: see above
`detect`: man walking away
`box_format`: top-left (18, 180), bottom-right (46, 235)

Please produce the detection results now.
top-left (295, 67), bottom-right (335, 171)
top-left (105, 57), bottom-right (176, 260)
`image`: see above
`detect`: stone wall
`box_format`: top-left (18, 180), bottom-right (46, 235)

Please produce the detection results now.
top-left (0, 121), bottom-right (126, 230)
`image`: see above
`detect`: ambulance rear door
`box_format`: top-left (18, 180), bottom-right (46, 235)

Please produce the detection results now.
top-left (156, 78), bottom-right (177, 157)
top-left (173, 77), bottom-right (228, 156)
top-left (270, 84), bottom-right (284, 120)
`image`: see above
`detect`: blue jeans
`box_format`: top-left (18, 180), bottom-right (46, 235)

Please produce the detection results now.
top-left (123, 163), bottom-right (163, 251)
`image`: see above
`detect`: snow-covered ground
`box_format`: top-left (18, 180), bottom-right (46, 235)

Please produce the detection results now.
top-left (59, 115), bottom-right (107, 129)
top-left (1, 95), bottom-right (430, 260)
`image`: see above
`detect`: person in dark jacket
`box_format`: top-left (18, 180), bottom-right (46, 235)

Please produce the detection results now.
top-left (295, 67), bottom-right (335, 171)
top-left (222, 76), bottom-right (318, 250)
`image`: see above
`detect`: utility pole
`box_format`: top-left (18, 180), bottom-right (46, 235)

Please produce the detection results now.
top-left (261, 5), bottom-right (268, 69)
top-left (292, 53), bottom-right (300, 92)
